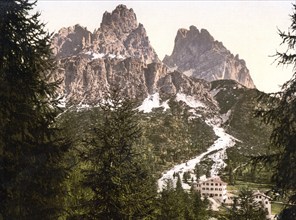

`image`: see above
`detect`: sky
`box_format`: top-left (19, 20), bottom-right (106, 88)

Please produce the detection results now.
top-left (35, 0), bottom-right (295, 93)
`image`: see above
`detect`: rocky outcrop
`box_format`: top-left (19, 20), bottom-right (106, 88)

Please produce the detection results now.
top-left (52, 54), bottom-right (217, 107)
top-left (163, 26), bottom-right (255, 89)
top-left (51, 4), bottom-right (159, 64)
top-left (51, 24), bottom-right (92, 58)
top-left (157, 71), bottom-right (213, 104)
top-left (53, 55), bottom-right (168, 105)
top-left (51, 5), bottom-right (255, 107)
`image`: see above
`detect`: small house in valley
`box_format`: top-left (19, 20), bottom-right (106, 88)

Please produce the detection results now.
top-left (194, 176), bottom-right (272, 219)
top-left (195, 176), bottom-right (227, 202)
top-left (253, 190), bottom-right (272, 220)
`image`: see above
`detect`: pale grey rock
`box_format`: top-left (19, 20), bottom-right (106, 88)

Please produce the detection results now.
top-left (51, 4), bottom-right (159, 64)
top-left (100, 4), bottom-right (138, 36)
top-left (163, 26), bottom-right (256, 89)
top-left (52, 55), bottom-right (167, 105)
top-left (51, 24), bottom-right (92, 58)
top-left (52, 54), bottom-right (217, 108)
top-left (50, 6), bottom-right (249, 108)
top-left (157, 71), bottom-right (215, 108)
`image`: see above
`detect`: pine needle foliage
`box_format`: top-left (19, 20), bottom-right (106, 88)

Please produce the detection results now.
top-left (229, 188), bottom-right (266, 220)
top-left (81, 88), bottom-right (157, 220)
top-left (0, 1), bottom-right (70, 219)
top-left (255, 3), bottom-right (296, 218)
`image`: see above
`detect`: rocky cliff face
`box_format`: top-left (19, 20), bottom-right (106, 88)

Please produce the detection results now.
top-left (51, 5), bottom-right (216, 106)
top-left (51, 4), bottom-right (159, 64)
top-left (163, 26), bottom-right (255, 89)
top-left (53, 53), bottom-right (216, 107)
top-left (51, 5), bottom-right (256, 107)
top-left (51, 24), bottom-right (92, 59)
top-left (54, 55), bottom-right (166, 105)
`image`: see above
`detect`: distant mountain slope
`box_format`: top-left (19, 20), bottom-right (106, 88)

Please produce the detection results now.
top-left (163, 26), bottom-right (255, 89)
top-left (51, 4), bottom-right (257, 107)
top-left (50, 4), bottom-right (272, 182)
top-left (210, 80), bottom-right (272, 154)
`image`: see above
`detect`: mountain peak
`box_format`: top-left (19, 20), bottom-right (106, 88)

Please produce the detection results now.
top-left (51, 4), bottom-right (159, 63)
top-left (163, 26), bottom-right (255, 89)
top-left (101, 4), bottom-right (137, 34)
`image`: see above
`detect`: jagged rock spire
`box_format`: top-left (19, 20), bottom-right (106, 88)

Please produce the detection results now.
top-left (163, 25), bottom-right (256, 89)
top-left (52, 4), bottom-right (159, 64)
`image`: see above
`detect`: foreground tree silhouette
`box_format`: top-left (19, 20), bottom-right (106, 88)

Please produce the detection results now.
top-left (256, 3), bottom-right (296, 219)
top-left (0, 0), bottom-right (70, 219)
top-left (158, 178), bottom-right (209, 220)
top-left (229, 188), bottom-right (266, 220)
top-left (81, 88), bottom-right (157, 219)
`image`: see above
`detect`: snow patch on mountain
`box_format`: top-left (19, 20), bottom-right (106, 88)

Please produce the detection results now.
top-left (183, 69), bottom-right (194, 77)
top-left (108, 54), bottom-right (116, 59)
top-left (176, 93), bottom-right (205, 108)
top-left (221, 110), bottom-right (232, 124)
top-left (210, 88), bottom-right (221, 97)
top-left (206, 118), bottom-right (237, 176)
top-left (84, 51), bottom-right (127, 60)
top-left (85, 51), bottom-right (105, 60)
top-left (138, 93), bottom-right (169, 113)
top-left (138, 93), bottom-right (206, 113)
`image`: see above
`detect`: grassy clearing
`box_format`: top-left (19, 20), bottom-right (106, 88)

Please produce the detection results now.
top-left (227, 180), bottom-right (286, 216)
top-left (227, 180), bottom-right (272, 192)
top-left (271, 202), bottom-right (284, 215)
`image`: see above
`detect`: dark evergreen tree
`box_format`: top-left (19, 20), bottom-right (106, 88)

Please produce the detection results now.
top-left (227, 160), bottom-right (235, 185)
top-left (55, 109), bottom-right (95, 219)
top-left (158, 179), bottom-right (181, 220)
top-left (158, 178), bottom-right (209, 220)
top-left (176, 174), bottom-right (183, 192)
top-left (194, 163), bottom-right (201, 180)
top-left (206, 169), bottom-right (211, 178)
top-left (81, 88), bottom-right (157, 219)
top-left (0, 0), bottom-right (70, 219)
top-left (191, 192), bottom-right (209, 220)
top-left (229, 189), bottom-right (267, 220)
top-left (255, 3), bottom-right (296, 217)
top-left (183, 171), bottom-right (191, 184)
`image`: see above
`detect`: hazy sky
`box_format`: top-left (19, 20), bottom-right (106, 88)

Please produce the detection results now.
top-left (35, 0), bottom-right (295, 93)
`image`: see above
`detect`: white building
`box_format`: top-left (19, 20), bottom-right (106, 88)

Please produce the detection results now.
top-left (253, 190), bottom-right (272, 220)
top-left (195, 176), bottom-right (228, 202)
top-left (224, 190), bottom-right (272, 220)
top-left (194, 176), bottom-right (272, 219)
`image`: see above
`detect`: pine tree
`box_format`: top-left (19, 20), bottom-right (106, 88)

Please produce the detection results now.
top-left (176, 173), bottom-right (183, 192)
top-left (158, 178), bottom-right (209, 220)
top-left (228, 160), bottom-right (235, 185)
top-left (158, 179), bottom-right (181, 220)
top-left (0, 0), bottom-right (70, 219)
top-left (194, 163), bottom-right (201, 180)
top-left (81, 88), bottom-right (157, 219)
top-left (191, 191), bottom-right (209, 220)
top-left (255, 3), bottom-right (296, 218)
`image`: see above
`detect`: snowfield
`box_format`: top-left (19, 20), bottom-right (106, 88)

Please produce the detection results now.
top-left (176, 93), bottom-right (205, 108)
top-left (138, 93), bottom-right (205, 113)
top-left (137, 93), bottom-right (169, 113)
top-left (158, 117), bottom-right (239, 191)
top-left (84, 51), bottom-right (126, 60)
top-left (138, 92), bottom-right (236, 191)
top-left (183, 68), bottom-right (194, 77)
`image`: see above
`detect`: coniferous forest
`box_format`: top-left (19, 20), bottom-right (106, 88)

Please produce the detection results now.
top-left (1, 1), bottom-right (296, 219)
